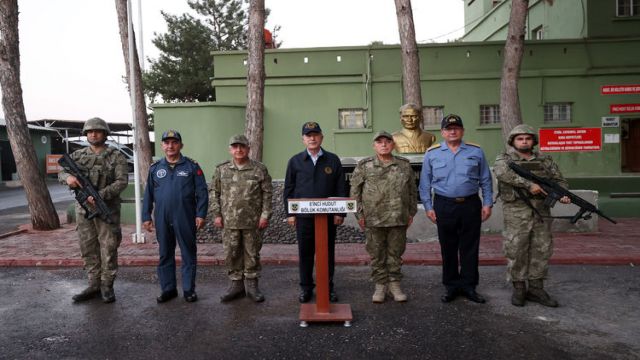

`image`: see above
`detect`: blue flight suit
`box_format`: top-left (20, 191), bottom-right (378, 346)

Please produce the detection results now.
top-left (283, 148), bottom-right (347, 292)
top-left (142, 155), bottom-right (208, 295)
top-left (419, 141), bottom-right (493, 292)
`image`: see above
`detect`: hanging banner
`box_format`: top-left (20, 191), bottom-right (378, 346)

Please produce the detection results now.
top-left (538, 128), bottom-right (602, 152)
top-left (601, 85), bottom-right (640, 95)
top-left (610, 104), bottom-right (640, 114)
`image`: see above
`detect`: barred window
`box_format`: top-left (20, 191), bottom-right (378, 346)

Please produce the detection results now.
top-left (480, 104), bottom-right (501, 125)
top-left (422, 106), bottom-right (444, 127)
top-left (338, 108), bottom-right (366, 129)
top-left (544, 103), bottom-right (572, 123)
top-left (617, 0), bottom-right (639, 16)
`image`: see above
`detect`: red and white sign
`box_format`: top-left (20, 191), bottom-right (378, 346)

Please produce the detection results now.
top-left (538, 128), bottom-right (602, 152)
top-left (601, 84), bottom-right (640, 95)
top-left (610, 104), bottom-right (640, 114)
top-left (46, 154), bottom-right (63, 174)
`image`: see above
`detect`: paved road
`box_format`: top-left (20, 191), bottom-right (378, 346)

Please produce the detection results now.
top-left (1, 265), bottom-right (638, 359)
top-left (0, 181), bottom-right (73, 234)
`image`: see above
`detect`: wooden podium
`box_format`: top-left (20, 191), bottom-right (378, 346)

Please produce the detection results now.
top-left (288, 198), bottom-right (356, 327)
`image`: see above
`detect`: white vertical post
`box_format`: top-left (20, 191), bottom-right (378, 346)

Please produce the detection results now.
top-left (127, 0), bottom-right (144, 243)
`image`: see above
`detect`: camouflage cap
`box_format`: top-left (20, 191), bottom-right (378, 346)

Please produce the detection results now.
top-left (441, 114), bottom-right (464, 129)
top-left (161, 129), bottom-right (182, 142)
top-left (302, 121), bottom-right (322, 135)
top-left (373, 130), bottom-right (393, 142)
top-left (229, 134), bottom-right (249, 146)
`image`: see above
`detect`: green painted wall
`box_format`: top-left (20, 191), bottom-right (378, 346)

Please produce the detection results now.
top-left (151, 102), bottom-right (246, 179)
top-left (151, 38), bottom-right (640, 182)
top-left (462, 0), bottom-right (640, 42)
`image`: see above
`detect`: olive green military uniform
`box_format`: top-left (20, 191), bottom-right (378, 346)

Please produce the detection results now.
top-left (58, 146), bottom-right (129, 288)
top-left (350, 155), bottom-right (417, 284)
top-left (494, 147), bottom-right (568, 282)
top-left (211, 159), bottom-right (273, 280)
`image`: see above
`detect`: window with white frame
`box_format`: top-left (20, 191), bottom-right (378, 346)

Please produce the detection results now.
top-left (532, 25), bottom-right (543, 40)
top-left (544, 103), bottom-right (572, 123)
top-left (617, 0), bottom-right (639, 16)
top-left (480, 105), bottom-right (501, 125)
top-left (422, 106), bottom-right (444, 127)
top-left (338, 108), bottom-right (367, 129)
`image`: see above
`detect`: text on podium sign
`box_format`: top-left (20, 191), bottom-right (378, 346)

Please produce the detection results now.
top-left (288, 198), bottom-right (357, 214)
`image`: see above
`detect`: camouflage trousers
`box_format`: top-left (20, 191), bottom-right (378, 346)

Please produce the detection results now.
top-left (502, 201), bottom-right (553, 281)
top-left (222, 228), bottom-right (263, 280)
top-left (76, 204), bottom-right (122, 287)
top-left (365, 226), bottom-right (407, 284)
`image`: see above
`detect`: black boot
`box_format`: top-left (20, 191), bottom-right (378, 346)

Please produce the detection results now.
top-left (101, 286), bottom-right (116, 303)
top-left (220, 280), bottom-right (246, 302)
top-left (245, 278), bottom-right (265, 303)
top-left (72, 285), bottom-right (101, 303)
top-left (511, 281), bottom-right (526, 307)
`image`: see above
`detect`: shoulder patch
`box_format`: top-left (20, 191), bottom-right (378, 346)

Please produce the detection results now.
top-left (426, 143), bottom-right (441, 152)
top-left (466, 142), bottom-right (481, 148)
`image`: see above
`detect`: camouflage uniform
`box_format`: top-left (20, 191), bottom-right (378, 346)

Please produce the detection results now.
top-left (494, 147), bottom-right (568, 282)
top-left (211, 159), bottom-right (273, 280)
top-left (59, 146), bottom-right (128, 288)
top-left (350, 155), bottom-right (417, 284)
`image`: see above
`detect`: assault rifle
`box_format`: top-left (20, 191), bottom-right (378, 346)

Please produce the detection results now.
top-left (507, 161), bottom-right (617, 225)
top-left (59, 154), bottom-right (114, 224)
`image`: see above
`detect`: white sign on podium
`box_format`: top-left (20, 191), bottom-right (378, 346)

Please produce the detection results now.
top-left (288, 198), bottom-right (357, 214)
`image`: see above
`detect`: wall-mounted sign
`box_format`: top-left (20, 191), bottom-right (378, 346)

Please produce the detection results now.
top-left (604, 134), bottom-right (620, 144)
top-left (601, 116), bottom-right (620, 127)
top-left (601, 84), bottom-right (640, 95)
top-left (288, 198), bottom-right (357, 214)
top-left (539, 128), bottom-right (602, 152)
top-left (46, 154), bottom-right (63, 174)
top-left (610, 104), bottom-right (640, 114)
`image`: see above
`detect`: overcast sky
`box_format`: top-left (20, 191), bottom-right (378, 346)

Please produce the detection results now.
top-left (4, 0), bottom-right (464, 124)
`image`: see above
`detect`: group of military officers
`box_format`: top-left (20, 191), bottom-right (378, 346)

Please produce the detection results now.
top-left (60, 105), bottom-right (569, 308)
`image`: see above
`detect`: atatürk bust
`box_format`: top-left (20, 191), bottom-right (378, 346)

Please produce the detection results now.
top-left (392, 103), bottom-right (436, 154)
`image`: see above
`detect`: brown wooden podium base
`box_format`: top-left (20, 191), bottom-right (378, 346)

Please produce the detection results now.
top-left (299, 303), bottom-right (353, 327)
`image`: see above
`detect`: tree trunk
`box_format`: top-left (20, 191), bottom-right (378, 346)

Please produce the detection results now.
top-left (394, 0), bottom-right (422, 109)
top-left (500, 0), bottom-right (529, 141)
top-left (245, 0), bottom-right (266, 161)
top-left (115, 0), bottom-right (152, 183)
top-left (0, 0), bottom-right (60, 230)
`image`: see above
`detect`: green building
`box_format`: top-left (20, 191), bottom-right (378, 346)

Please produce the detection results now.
top-left (0, 119), bottom-right (56, 181)
top-left (152, 0), bottom-right (640, 216)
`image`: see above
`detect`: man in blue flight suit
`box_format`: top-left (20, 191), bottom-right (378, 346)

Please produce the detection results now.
top-left (419, 114), bottom-right (493, 304)
top-left (284, 122), bottom-right (347, 303)
top-left (142, 130), bottom-right (208, 303)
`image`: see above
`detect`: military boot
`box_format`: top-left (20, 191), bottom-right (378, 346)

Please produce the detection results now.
top-left (101, 286), bottom-right (116, 304)
top-left (220, 280), bottom-right (246, 302)
top-left (526, 279), bottom-right (558, 307)
top-left (372, 283), bottom-right (386, 303)
top-left (388, 281), bottom-right (408, 302)
top-left (245, 278), bottom-right (265, 303)
top-left (72, 285), bottom-right (101, 303)
top-left (511, 281), bottom-right (526, 307)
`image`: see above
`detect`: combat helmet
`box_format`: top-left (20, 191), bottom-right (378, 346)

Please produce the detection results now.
top-left (82, 117), bottom-right (110, 135)
top-left (508, 124), bottom-right (538, 147)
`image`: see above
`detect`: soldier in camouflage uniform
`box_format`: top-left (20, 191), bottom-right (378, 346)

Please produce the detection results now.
top-left (494, 124), bottom-right (571, 307)
top-left (59, 117), bottom-right (128, 303)
top-left (350, 131), bottom-right (417, 303)
top-left (212, 134), bottom-right (273, 303)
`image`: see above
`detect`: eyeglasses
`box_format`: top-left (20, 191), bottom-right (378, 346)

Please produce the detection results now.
top-left (442, 127), bottom-right (463, 132)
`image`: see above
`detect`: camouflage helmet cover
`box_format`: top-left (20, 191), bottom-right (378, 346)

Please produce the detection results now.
top-left (82, 117), bottom-right (110, 135)
top-left (508, 124), bottom-right (538, 147)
